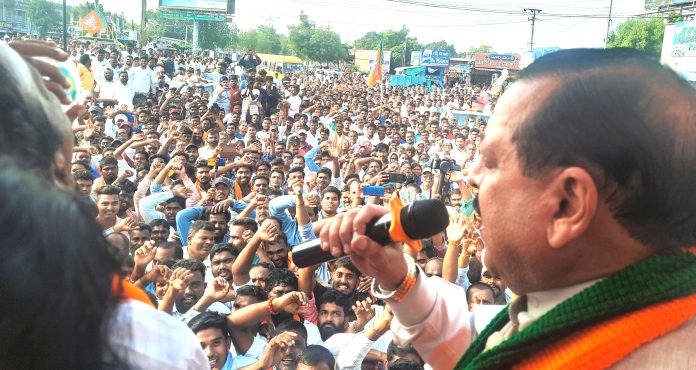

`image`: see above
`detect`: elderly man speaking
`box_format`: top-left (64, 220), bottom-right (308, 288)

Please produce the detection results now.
top-left (316, 48), bottom-right (696, 370)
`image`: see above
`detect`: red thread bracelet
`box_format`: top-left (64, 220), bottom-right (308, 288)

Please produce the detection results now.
top-left (268, 297), bottom-right (278, 315)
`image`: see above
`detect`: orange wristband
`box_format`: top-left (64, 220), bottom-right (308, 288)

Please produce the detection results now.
top-left (390, 256), bottom-right (419, 303)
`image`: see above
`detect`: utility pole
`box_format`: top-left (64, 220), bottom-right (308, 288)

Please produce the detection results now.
top-left (525, 8), bottom-right (542, 51)
top-left (606, 0), bottom-right (613, 47)
top-left (140, 0), bottom-right (146, 50)
top-left (62, 0), bottom-right (67, 51)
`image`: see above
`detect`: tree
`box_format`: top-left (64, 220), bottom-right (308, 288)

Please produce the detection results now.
top-left (287, 12), bottom-right (316, 60)
top-left (27, 0), bottom-right (61, 38)
top-left (198, 21), bottom-right (237, 50)
top-left (237, 25), bottom-right (283, 54)
top-left (69, 4), bottom-right (90, 23)
top-left (468, 44), bottom-right (494, 54)
top-left (308, 28), bottom-right (348, 64)
top-left (354, 26), bottom-right (422, 70)
top-left (607, 17), bottom-right (664, 57)
top-left (288, 12), bottom-right (347, 64)
top-left (143, 9), bottom-right (236, 50)
top-left (423, 40), bottom-right (457, 56)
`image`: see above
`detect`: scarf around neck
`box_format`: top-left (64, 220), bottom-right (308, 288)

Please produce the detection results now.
top-left (455, 248), bottom-right (696, 370)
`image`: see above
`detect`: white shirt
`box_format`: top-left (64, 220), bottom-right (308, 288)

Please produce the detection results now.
top-left (198, 146), bottom-right (216, 160)
top-left (182, 247), bottom-right (213, 282)
top-left (92, 57), bottom-right (108, 82)
top-left (305, 320), bottom-right (323, 345)
top-left (236, 335), bottom-right (268, 360)
top-left (371, 135), bottom-right (390, 146)
top-left (113, 82), bottom-right (136, 110)
top-left (381, 271), bottom-right (599, 370)
top-left (287, 95), bottom-right (302, 117)
top-left (484, 279), bottom-right (598, 350)
top-left (132, 66), bottom-right (155, 94)
top-left (95, 79), bottom-right (118, 100)
top-left (305, 130), bottom-right (319, 147)
top-left (107, 299), bottom-right (208, 369)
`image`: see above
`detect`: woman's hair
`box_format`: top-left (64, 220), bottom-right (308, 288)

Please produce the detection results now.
top-left (0, 159), bottom-right (122, 369)
top-left (0, 45), bottom-right (123, 369)
top-left (0, 44), bottom-right (67, 175)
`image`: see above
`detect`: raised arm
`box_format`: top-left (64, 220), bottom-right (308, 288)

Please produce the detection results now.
top-left (176, 206), bottom-right (206, 246)
top-left (443, 212), bottom-right (467, 283)
top-left (159, 267), bottom-right (194, 314)
top-left (226, 291), bottom-right (307, 330)
top-left (231, 221), bottom-right (278, 287)
top-left (226, 291), bottom-right (306, 358)
top-left (336, 305), bottom-right (393, 370)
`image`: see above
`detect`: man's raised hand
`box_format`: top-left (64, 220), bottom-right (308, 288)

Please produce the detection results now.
top-left (271, 291), bottom-right (308, 315)
top-left (171, 186), bottom-right (192, 199)
top-left (204, 276), bottom-right (231, 302)
top-left (169, 267), bottom-right (194, 293)
top-left (133, 240), bottom-right (157, 270)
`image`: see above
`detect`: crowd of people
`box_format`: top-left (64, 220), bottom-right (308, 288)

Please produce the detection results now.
top-left (3, 34), bottom-right (695, 370)
top-left (4, 37), bottom-right (495, 370)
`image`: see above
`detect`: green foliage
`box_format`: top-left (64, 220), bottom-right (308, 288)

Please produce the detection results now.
top-left (607, 17), bottom-right (665, 57)
top-left (144, 10), bottom-right (237, 50)
top-left (287, 12), bottom-right (347, 64)
top-left (423, 40), bottom-right (457, 56)
top-left (468, 44), bottom-right (494, 54)
top-left (198, 21), bottom-right (237, 50)
top-left (237, 25), bottom-right (283, 54)
top-left (69, 4), bottom-right (90, 23)
top-left (27, 0), bottom-right (61, 37)
top-left (145, 10), bottom-right (166, 41)
top-left (353, 26), bottom-right (422, 71)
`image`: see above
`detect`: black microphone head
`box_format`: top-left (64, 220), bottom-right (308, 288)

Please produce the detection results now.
top-left (400, 199), bottom-right (449, 240)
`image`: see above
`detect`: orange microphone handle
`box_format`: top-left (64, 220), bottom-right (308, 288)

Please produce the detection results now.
top-left (387, 196), bottom-right (423, 253)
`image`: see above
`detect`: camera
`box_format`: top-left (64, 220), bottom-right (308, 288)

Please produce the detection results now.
top-left (439, 159), bottom-right (453, 173)
top-left (430, 158), bottom-right (453, 173)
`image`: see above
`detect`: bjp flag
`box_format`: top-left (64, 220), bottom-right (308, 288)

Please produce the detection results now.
top-left (367, 39), bottom-right (383, 88)
top-left (80, 10), bottom-right (105, 36)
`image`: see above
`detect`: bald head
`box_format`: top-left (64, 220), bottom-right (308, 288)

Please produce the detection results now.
top-left (424, 257), bottom-right (443, 278)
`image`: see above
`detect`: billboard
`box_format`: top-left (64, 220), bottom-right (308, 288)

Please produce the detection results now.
top-left (671, 20), bottom-right (696, 57)
top-left (474, 53), bottom-right (520, 70)
top-left (662, 22), bottom-right (696, 82)
top-left (421, 49), bottom-right (450, 64)
top-left (355, 49), bottom-right (392, 73)
top-left (410, 51), bottom-right (422, 66)
top-left (159, 0), bottom-right (233, 13)
top-left (645, 0), bottom-right (693, 7)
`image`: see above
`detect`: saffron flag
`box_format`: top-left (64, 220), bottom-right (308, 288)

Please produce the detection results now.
top-left (80, 10), bottom-right (105, 36)
top-left (367, 39), bottom-right (383, 88)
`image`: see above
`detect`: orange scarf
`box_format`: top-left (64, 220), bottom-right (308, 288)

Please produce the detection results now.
top-left (111, 276), bottom-right (155, 308)
top-left (516, 248), bottom-right (696, 370)
top-left (234, 179), bottom-right (244, 200)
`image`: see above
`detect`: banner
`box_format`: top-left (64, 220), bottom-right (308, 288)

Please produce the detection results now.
top-left (421, 49), bottom-right (450, 64)
top-left (159, 0), bottom-right (229, 13)
top-left (474, 53), bottom-right (520, 70)
top-left (672, 20), bottom-right (696, 58)
top-left (367, 39), bottom-right (383, 88)
top-left (355, 50), bottom-right (392, 73)
top-left (80, 10), bottom-right (105, 36)
top-left (411, 51), bottom-right (422, 66)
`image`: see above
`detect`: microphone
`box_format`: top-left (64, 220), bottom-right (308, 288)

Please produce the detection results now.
top-left (292, 199), bottom-right (450, 268)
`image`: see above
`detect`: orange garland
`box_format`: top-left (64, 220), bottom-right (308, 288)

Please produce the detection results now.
top-left (111, 275), bottom-right (155, 308)
top-left (515, 247), bottom-right (696, 370)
